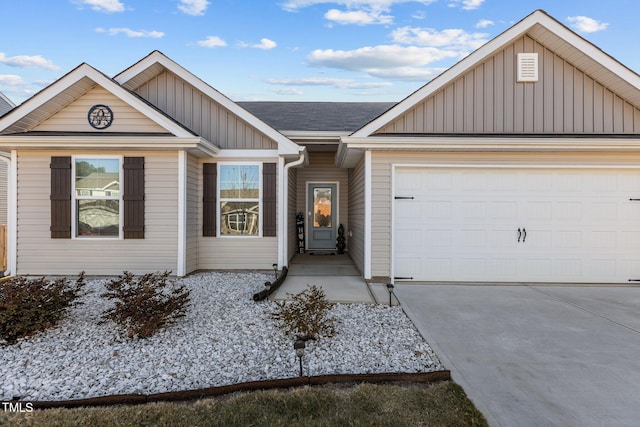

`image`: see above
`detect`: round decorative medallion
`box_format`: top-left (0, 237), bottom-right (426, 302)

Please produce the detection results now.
top-left (87, 104), bottom-right (113, 129)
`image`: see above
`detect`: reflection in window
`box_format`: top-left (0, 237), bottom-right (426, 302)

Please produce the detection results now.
top-left (313, 188), bottom-right (332, 228)
top-left (74, 158), bottom-right (121, 237)
top-left (219, 164), bottom-right (260, 236)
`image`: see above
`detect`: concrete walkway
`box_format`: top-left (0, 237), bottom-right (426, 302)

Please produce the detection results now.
top-left (395, 284), bottom-right (640, 427)
top-left (271, 253), bottom-right (387, 303)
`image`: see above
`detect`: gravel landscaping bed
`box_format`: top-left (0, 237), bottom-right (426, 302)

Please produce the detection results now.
top-left (1, 272), bottom-right (444, 402)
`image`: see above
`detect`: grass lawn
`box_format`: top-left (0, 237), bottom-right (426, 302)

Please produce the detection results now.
top-left (1, 381), bottom-right (487, 426)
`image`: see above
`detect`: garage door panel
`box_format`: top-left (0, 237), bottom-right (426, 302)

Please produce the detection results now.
top-left (394, 167), bottom-right (640, 283)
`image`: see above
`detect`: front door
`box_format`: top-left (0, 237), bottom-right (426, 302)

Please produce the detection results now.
top-left (307, 183), bottom-right (337, 250)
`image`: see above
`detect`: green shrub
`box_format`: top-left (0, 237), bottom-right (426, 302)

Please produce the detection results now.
top-left (0, 273), bottom-right (85, 345)
top-left (270, 285), bottom-right (335, 340)
top-left (101, 271), bottom-right (190, 338)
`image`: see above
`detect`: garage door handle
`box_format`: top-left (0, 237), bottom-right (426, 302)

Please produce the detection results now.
top-left (522, 228), bottom-right (527, 243)
top-left (517, 228), bottom-right (521, 242)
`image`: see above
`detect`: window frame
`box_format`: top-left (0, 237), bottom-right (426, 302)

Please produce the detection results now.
top-left (217, 162), bottom-right (263, 238)
top-left (71, 155), bottom-right (124, 239)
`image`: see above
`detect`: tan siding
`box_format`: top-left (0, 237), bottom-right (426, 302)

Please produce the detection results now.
top-left (347, 156), bottom-right (365, 275)
top-left (32, 86), bottom-right (167, 133)
top-left (296, 152), bottom-right (349, 248)
top-left (377, 35), bottom-right (640, 135)
top-left (0, 159), bottom-right (7, 225)
top-left (197, 157), bottom-right (280, 270)
top-left (287, 167), bottom-right (298, 262)
top-left (186, 153), bottom-right (199, 274)
top-left (371, 150), bottom-right (640, 279)
top-left (17, 150), bottom-right (179, 275)
top-left (135, 70), bottom-right (277, 150)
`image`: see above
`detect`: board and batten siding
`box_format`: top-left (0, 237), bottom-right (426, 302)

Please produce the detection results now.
top-left (371, 150), bottom-right (640, 280)
top-left (347, 156), bottom-right (365, 275)
top-left (32, 86), bottom-right (168, 134)
top-left (134, 70), bottom-right (277, 150)
top-left (296, 151), bottom-right (349, 247)
top-left (197, 157), bottom-right (280, 270)
top-left (377, 35), bottom-right (640, 135)
top-left (16, 150), bottom-right (179, 275)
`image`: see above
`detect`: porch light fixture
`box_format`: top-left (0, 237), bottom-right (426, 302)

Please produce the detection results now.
top-left (294, 339), bottom-right (306, 377)
top-left (386, 283), bottom-right (394, 307)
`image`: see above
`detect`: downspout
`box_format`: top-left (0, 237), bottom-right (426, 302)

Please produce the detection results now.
top-left (280, 149), bottom-right (305, 270)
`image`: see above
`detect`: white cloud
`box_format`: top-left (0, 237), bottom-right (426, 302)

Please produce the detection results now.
top-left (197, 36), bottom-right (227, 48)
top-left (476, 19), bottom-right (493, 29)
top-left (448, 0), bottom-right (484, 10)
top-left (0, 74), bottom-right (26, 86)
top-left (391, 27), bottom-right (488, 50)
top-left (266, 76), bottom-right (392, 89)
top-left (281, 0), bottom-right (436, 11)
top-left (244, 38), bottom-right (278, 50)
top-left (73, 0), bottom-right (125, 13)
top-left (325, 8), bottom-right (393, 25)
top-left (96, 27), bottom-right (164, 38)
top-left (567, 16), bottom-right (608, 33)
top-left (308, 45), bottom-right (459, 73)
top-left (178, 0), bottom-right (210, 16)
top-left (274, 88), bottom-right (305, 96)
top-left (0, 53), bottom-right (60, 71)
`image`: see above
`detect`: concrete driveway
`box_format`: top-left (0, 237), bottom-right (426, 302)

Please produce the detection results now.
top-left (395, 285), bottom-right (640, 427)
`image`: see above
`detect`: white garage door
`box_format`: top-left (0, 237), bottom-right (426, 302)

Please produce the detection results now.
top-left (393, 167), bottom-right (640, 283)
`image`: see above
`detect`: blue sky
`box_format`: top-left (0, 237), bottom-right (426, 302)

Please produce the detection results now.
top-left (1, 0), bottom-right (638, 105)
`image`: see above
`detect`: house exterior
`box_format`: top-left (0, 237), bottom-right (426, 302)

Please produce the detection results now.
top-left (1, 10), bottom-right (639, 284)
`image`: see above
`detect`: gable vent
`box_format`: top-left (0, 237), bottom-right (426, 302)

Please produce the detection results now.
top-left (517, 53), bottom-right (538, 82)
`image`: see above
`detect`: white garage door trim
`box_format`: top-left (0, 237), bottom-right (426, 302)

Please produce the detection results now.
top-left (391, 164), bottom-right (640, 284)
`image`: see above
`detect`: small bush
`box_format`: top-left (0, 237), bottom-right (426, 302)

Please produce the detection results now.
top-left (0, 273), bottom-right (85, 345)
top-left (271, 285), bottom-right (335, 340)
top-left (101, 271), bottom-right (190, 338)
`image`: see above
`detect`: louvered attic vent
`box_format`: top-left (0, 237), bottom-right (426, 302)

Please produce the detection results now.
top-left (517, 53), bottom-right (538, 82)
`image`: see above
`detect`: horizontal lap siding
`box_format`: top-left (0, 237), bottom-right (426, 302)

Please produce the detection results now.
top-left (371, 150), bottom-right (640, 279)
top-left (186, 153), bottom-right (199, 274)
top-left (197, 158), bottom-right (279, 270)
top-left (32, 86), bottom-right (167, 134)
top-left (287, 167), bottom-right (298, 262)
top-left (347, 156), bottom-right (365, 275)
top-left (378, 36), bottom-right (640, 135)
top-left (17, 150), bottom-right (179, 275)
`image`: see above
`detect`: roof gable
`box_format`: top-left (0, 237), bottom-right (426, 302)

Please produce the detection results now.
top-left (116, 51), bottom-right (302, 156)
top-left (0, 63), bottom-right (196, 137)
top-left (353, 10), bottom-right (640, 137)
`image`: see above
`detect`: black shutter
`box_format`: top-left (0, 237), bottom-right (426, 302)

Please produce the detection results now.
top-left (262, 163), bottom-right (277, 237)
top-left (50, 156), bottom-right (72, 239)
top-left (203, 163), bottom-right (217, 236)
top-left (123, 157), bottom-right (145, 239)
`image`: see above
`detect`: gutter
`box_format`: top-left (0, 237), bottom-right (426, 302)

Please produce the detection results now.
top-left (278, 149), bottom-right (306, 269)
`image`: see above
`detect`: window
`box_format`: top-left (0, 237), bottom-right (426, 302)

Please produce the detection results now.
top-left (73, 157), bottom-right (121, 238)
top-left (219, 164), bottom-right (261, 236)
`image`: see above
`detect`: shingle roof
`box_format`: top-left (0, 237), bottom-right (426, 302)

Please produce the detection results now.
top-left (237, 101), bottom-right (396, 133)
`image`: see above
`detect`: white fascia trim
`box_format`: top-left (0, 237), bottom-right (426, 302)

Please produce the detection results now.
top-left (177, 151), bottom-right (187, 276)
top-left (364, 151), bottom-right (372, 280)
top-left (215, 149), bottom-right (279, 158)
top-left (341, 136), bottom-right (640, 152)
top-left (0, 136), bottom-right (219, 156)
top-left (351, 10), bottom-right (640, 138)
top-left (8, 151), bottom-right (16, 276)
top-left (115, 52), bottom-right (301, 156)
